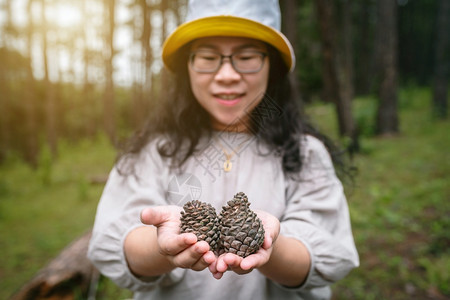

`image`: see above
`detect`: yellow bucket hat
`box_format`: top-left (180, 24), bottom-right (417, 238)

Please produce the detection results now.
top-left (162, 0), bottom-right (295, 73)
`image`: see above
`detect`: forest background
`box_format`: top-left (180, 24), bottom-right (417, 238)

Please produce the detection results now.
top-left (0, 0), bottom-right (449, 299)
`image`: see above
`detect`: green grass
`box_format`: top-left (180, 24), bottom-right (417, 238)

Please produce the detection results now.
top-left (306, 88), bottom-right (450, 299)
top-left (0, 87), bottom-right (449, 299)
top-left (0, 134), bottom-right (131, 299)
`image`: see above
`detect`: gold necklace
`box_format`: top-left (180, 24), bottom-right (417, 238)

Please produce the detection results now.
top-left (220, 146), bottom-right (234, 172)
top-left (215, 137), bottom-right (250, 172)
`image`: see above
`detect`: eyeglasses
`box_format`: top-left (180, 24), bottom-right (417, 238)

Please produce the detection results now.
top-left (189, 50), bottom-right (268, 74)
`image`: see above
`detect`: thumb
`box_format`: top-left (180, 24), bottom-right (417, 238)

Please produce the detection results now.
top-left (140, 206), bottom-right (174, 227)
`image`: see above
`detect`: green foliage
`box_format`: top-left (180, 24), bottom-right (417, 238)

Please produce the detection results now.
top-left (354, 96), bottom-right (378, 138)
top-left (294, 0), bottom-right (323, 99)
top-left (398, 0), bottom-right (439, 85)
top-left (418, 257), bottom-right (450, 295)
top-left (38, 144), bottom-right (53, 185)
top-left (306, 87), bottom-right (450, 299)
top-left (95, 276), bottom-right (133, 299)
top-left (0, 47), bottom-right (30, 80)
top-left (0, 134), bottom-right (116, 299)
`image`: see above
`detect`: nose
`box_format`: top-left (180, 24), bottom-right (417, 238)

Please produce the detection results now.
top-left (214, 58), bottom-right (241, 82)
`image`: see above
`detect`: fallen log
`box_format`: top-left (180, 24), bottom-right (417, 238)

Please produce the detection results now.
top-left (10, 230), bottom-right (98, 300)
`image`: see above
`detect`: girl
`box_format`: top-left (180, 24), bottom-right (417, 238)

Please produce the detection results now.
top-left (88, 0), bottom-right (359, 299)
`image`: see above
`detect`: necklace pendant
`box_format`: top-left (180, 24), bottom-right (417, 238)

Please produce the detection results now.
top-left (224, 160), bottom-right (232, 172)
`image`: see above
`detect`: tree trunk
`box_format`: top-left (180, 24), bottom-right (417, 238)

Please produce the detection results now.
top-left (315, 0), bottom-right (339, 104)
top-left (375, 0), bottom-right (399, 135)
top-left (432, 0), bottom-right (449, 119)
top-left (104, 0), bottom-right (116, 144)
top-left (24, 0), bottom-right (39, 167)
top-left (354, 0), bottom-right (375, 95)
top-left (41, 0), bottom-right (58, 158)
top-left (133, 0), bottom-right (152, 129)
top-left (282, 0), bottom-right (304, 112)
top-left (338, 0), bottom-right (359, 152)
top-left (82, 0), bottom-right (95, 138)
top-left (0, 0), bottom-right (12, 163)
top-left (142, 0), bottom-right (152, 100)
top-left (160, 0), bottom-right (170, 99)
top-left (316, 0), bottom-right (356, 140)
top-left (171, 0), bottom-right (185, 26)
top-left (0, 51), bottom-right (9, 163)
top-left (339, 0), bottom-right (354, 110)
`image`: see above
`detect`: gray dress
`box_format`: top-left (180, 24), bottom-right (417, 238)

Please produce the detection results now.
top-left (88, 133), bottom-right (359, 300)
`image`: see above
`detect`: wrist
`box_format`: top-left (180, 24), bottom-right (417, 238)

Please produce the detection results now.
top-left (125, 226), bottom-right (175, 277)
top-left (257, 235), bottom-right (311, 287)
top-left (258, 233), bottom-right (282, 271)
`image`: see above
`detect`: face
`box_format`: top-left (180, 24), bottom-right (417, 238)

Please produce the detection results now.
top-left (188, 36), bottom-right (269, 132)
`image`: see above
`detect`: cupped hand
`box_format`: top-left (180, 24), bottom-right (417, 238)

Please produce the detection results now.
top-left (140, 206), bottom-right (216, 271)
top-left (209, 210), bottom-right (280, 279)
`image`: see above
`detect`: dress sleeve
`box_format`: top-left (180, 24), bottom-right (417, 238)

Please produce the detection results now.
top-left (87, 141), bottom-right (185, 292)
top-left (280, 135), bottom-right (359, 289)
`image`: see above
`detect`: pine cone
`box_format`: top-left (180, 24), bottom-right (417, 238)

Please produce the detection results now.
top-left (219, 192), bottom-right (265, 258)
top-left (180, 200), bottom-right (220, 253)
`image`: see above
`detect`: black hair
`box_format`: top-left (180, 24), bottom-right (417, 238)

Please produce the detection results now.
top-left (117, 43), bottom-right (353, 182)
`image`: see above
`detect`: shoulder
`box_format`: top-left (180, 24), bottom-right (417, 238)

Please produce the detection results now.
top-left (140, 134), bottom-right (168, 154)
top-left (299, 134), bottom-right (335, 173)
top-left (117, 135), bottom-right (172, 173)
top-left (300, 134), bottom-right (330, 156)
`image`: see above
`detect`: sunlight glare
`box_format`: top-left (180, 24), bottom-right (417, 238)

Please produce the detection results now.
top-left (46, 3), bottom-right (82, 28)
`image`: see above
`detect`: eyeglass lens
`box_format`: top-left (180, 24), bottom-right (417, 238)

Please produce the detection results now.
top-left (190, 50), bottom-right (266, 73)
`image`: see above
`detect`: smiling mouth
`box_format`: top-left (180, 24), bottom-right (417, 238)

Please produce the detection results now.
top-left (215, 94), bottom-right (243, 100)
